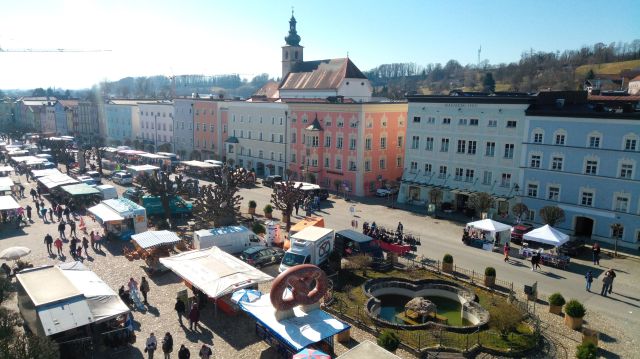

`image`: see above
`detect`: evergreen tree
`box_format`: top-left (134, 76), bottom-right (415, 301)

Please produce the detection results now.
top-left (483, 72), bottom-right (496, 93)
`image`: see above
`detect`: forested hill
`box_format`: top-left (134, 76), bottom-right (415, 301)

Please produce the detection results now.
top-left (366, 40), bottom-right (640, 99)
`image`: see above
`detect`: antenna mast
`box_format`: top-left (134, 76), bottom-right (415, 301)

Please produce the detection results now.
top-left (477, 46), bottom-right (481, 68)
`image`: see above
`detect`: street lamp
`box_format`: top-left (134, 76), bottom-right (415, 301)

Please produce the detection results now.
top-left (611, 222), bottom-right (622, 257)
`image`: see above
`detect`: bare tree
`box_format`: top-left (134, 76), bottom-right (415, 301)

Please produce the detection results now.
top-left (467, 192), bottom-right (494, 217)
top-left (192, 166), bottom-right (250, 227)
top-left (539, 206), bottom-right (565, 226)
top-left (429, 188), bottom-right (443, 205)
top-left (270, 179), bottom-right (304, 231)
top-left (137, 171), bottom-right (185, 228)
top-left (511, 203), bottom-right (529, 222)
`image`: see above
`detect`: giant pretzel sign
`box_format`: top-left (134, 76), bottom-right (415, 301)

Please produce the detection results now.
top-left (270, 264), bottom-right (329, 311)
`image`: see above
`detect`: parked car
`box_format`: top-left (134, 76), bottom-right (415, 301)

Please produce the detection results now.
top-left (239, 246), bottom-right (285, 268)
top-left (123, 187), bottom-right (144, 203)
top-left (76, 175), bottom-right (97, 186)
top-left (85, 170), bottom-right (102, 184)
top-left (111, 171), bottom-right (133, 185)
top-left (559, 237), bottom-right (586, 257)
top-left (511, 223), bottom-right (534, 244)
top-left (262, 175), bottom-right (282, 188)
top-left (375, 187), bottom-right (398, 197)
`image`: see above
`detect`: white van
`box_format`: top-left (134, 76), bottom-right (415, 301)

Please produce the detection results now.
top-left (193, 226), bottom-right (263, 254)
top-left (96, 185), bottom-right (118, 200)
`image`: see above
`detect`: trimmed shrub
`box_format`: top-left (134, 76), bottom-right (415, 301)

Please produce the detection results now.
top-left (485, 267), bottom-right (496, 277)
top-left (564, 299), bottom-right (586, 318)
top-left (548, 293), bottom-right (566, 307)
top-left (263, 204), bottom-right (273, 214)
top-left (576, 342), bottom-right (597, 359)
top-left (443, 254), bottom-right (453, 264)
top-left (377, 330), bottom-right (400, 352)
top-left (248, 200), bottom-right (257, 209)
top-left (251, 222), bottom-right (266, 235)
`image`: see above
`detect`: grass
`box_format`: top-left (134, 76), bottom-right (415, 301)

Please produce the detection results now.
top-left (329, 268), bottom-right (537, 353)
top-left (575, 59), bottom-right (640, 77)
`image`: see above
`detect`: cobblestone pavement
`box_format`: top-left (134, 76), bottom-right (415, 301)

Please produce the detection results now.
top-left (1, 171), bottom-right (637, 358)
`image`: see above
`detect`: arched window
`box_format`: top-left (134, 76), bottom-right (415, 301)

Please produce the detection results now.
top-left (553, 129), bottom-right (567, 145)
top-left (587, 131), bottom-right (602, 148)
top-left (284, 51), bottom-right (288, 60)
top-left (531, 128), bottom-right (544, 144)
top-left (294, 50), bottom-right (298, 60)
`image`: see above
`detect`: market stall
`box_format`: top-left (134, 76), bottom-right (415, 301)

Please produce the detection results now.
top-left (159, 247), bottom-right (273, 315)
top-left (129, 230), bottom-right (182, 273)
top-left (127, 164), bottom-right (160, 181)
top-left (37, 173), bottom-right (79, 194)
top-left (465, 219), bottom-right (513, 251)
top-left (520, 225), bottom-right (571, 269)
top-left (88, 198), bottom-right (147, 240)
top-left (0, 177), bottom-right (14, 196)
top-left (0, 195), bottom-right (21, 211)
top-left (0, 165), bottom-right (13, 176)
top-left (56, 183), bottom-right (101, 208)
top-left (180, 160), bottom-right (218, 178)
top-left (31, 168), bottom-right (63, 178)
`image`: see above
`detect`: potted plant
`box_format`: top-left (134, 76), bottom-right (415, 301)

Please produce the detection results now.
top-left (484, 267), bottom-right (496, 287)
top-left (248, 200), bottom-right (257, 215)
top-left (442, 254), bottom-right (453, 273)
top-left (263, 204), bottom-right (273, 219)
top-left (548, 292), bottom-right (566, 315)
top-left (576, 342), bottom-right (597, 359)
top-left (564, 299), bottom-right (586, 330)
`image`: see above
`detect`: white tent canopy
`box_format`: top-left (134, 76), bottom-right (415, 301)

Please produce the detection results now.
top-left (523, 225), bottom-right (570, 247)
top-left (160, 247), bottom-right (273, 299)
top-left (466, 219), bottom-right (512, 233)
top-left (0, 195), bottom-right (21, 210)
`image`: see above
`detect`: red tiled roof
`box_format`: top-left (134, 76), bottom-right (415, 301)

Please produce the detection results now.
top-left (280, 58), bottom-right (367, 91)
top-left (254, 81), bottom-right (280, 99)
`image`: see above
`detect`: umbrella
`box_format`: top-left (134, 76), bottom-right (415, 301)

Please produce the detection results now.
top-left (231, 289), bottom-right (262, 304)
top-left (0, 246), bottom-right (31, 261)
top-left (293, 348), bottom-right (331, 359)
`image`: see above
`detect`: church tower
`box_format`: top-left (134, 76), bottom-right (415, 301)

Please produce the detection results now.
top-left (282, 11), bottom-right (303, 79)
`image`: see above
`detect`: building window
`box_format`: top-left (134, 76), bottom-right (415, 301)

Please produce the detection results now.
top-left (442, 118), bottom-right (451, 124)
top-left (311, 159), bottom-right (318, 167)
top-left (337, 137), bottom-right (343, 149)
top-left (424, 163), bottom-right (432, 174)
top-left (396, 156), bottom-right (402, 168)
top-left (530, 154), bottom-right (541, 168)
top-left (411, 136), bottom-right (420, 149)
top-left (503, 144), bottom-right (514, 159)
top-left (438, 165), bottom-right (447, 179)
top-left (456, 140), bottom-right (466, 153)
top-left (365, 137), bottom-right (372, 150)
top-left (458, 118), bottom-right (467, 125)
top-left (500, 173), bottom-right (511, 187)
top-left (336, 158), bottom-right (341, 169)
top-left (454, 168), bottom-right (463, 181)
top-left (525, 209), bottom-right (535, 221)
top-left (349, 161), bottom-right (357, 171)
top-left (427, 117), bottom-right (435, 124)
top-left (465, 169), bottom-right (474, 182)
top-left (291, 153), bottom-right (296, 163)
top-left (413, 116), bottom-right (421, 123)
top-left (270, 152), bottom-right (275, 160)
top-left (589, 135), bottom-right (601, 148)
top-left (554, 131), bottom-right (566, 145)
top-left (548, 186), bottom-right (560, 201)
top-left (620, 162), bottom-right (634, 179)
top-left (425, 137), bottom-right (434, 151)
top-left (279, 134), bottom-right (283, 143)
top-left (380, 137), bottom-right (387, 149)
top-left (337, 120), bottom-right (344, 127)
top-left (551, 156), bottom-right (563, 171)
top-left (311, 136), bottom-right (319, 148)
top-left (349, 138), bottom-right (357, 150)
top-left (325, 136), bottom-right (331, 148)
top-left (533, 131), bottom-right (543, 143)
top-left (379, 159), bottom-right (386, 169)
top-left (485, 142), bottom-right (495, 157)
top-left (291, 133), bottom-right (296, 143)
top-left (487, 120), bottom-right (497, 127)
top-left (365, 160), bottom-right (371, 172)
top-left (410, 161), bottom-right (418, 172)
top-left (506, 120), bottom-right (517, 128)
top-left (585, 159), bottom-right (598, 175)
top-left (482, 171), bottom-right (492, 185)
top-left (614, 196), bottom-right (629, 212)
top-left (470, 118), bottom-right (479, 126)
top-left (440, 138), bottom-right (450, 152)
top-left (258, 150), bottom-right (263, 159)
top-left (527, 183), bottom-right (538, 197)
top-left (467, 140), bottom-right (477, 155)
top-left (397, 136), bottom-right (403, 148)
top-left (612, 225), bottom-right (624, 239)
top-left (580, 191), bottom-right (594, 206)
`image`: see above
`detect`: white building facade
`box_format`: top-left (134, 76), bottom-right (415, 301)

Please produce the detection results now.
top-left (138, 102), bottom-right (174, 152)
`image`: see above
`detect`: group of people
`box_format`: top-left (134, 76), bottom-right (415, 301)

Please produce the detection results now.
top-left (174, 298), bottom-right (201, 331)
top-left (119, 277), bottom-right (152, 308)
top-left (44, 225), bottom-right (103, 259)
top-left (145, 332), bottom-right (213, 359)
top-left (362, 221), bottom-right (407, 244)
top-left (585, 268), bottom-right (617, 297)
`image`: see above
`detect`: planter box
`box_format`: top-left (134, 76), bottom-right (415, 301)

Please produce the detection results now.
top-left (582, 328), bottom-right (598, 347)
top-left (564, 315), bottom-right (583, 330)
top-left (442, 262), bottom-right (453, 273)
top-left (248, 207), bottom-right (256, 215)
top-left (265, 212), bottom-right (272, 219)
top-left (484, 276), bottom-right (496, 287)
top-left (549, 305), bottom-right (563, 315)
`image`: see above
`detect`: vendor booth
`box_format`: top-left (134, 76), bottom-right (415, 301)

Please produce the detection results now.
top-left (129, 230), bottom-right (182, 273)
top-left (180, 160), bottom-right (219, 178)
top-left (127, 164), bottom-right (160, 181)
top-left (0, 165), bottom-right (13, 176)
top-left (88, 198), bottom-right (147, 240)
top-left (0, 177), bottom-right (14, 196)
top-left (58, 183), bottom-right (101, 208)
top-left (160, 247), bottom-right (273, 315)
top-left (520, 225), bottom-right (571, 269)
top-left (16, 262), bottom-right (132, 358)
top-left (465, 219), bottom-right (513, 251)
top-left (37, 173), bottom-right (79, 194)
top-left (0, 195), bottom-right (21, 211)
top-left (31, 168), bottom-right (63, 178)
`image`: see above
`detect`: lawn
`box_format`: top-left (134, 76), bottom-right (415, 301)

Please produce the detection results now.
top-left (327, 268), bottom-right (538, 354)
top-left (575, 59), bottom-right (640, 77)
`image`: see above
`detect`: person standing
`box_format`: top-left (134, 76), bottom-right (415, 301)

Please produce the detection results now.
top-left (175, 298), bottom-right (186, 325)
top-left (54, 238), bottom-right (63, 256)
top-left (592, 242), bottom-right (601, 265)
top-left (82, 237), bottom-right (89, 257)
top-left (63, 206), bottom-right (71, 222)
top-left (48, 207), bottom-right (54, 222)
top-left (44, 233), bottom-right (54, 255)
top-left (585, 270), bottom-right (593, 292)
top-left (55, 204), bottom-right (63, 222)
top-left (294, 200), bottom-right (299, 216)
top-left (606, 269), bottom-right (616, 294)
top-left (503, 242), bottom-right (510, 262)
top-left (36, 187), bottom-right (42, 199)
top-left (35, 200), bottom-right (40, 215)
top-left (69, 220), bottom-right (77, 238)
top-left (178, 345), bottom-right (190, 359)
top-left (189, 303), bottom-right (200, 331)
top-left (90, 230), bottom-right (96, 250)
top-left (58, 221), bottom-right (67, 240)
top-left (198, 344), bottom-right (212, 359)
top-left (161, 332), bottom-right (173, 359)
top-left (140, 277), bottom-right (150, 305)
top-left (29, 188), bottom-right (37, 200)
top-left (128, 277), bottom-right (139, 294)
top-left (601, 271), bottom-right (613, 297)
top-left (41, 207), bottom-right (48, 223)
top-left (25, 205), bottom-right (32, 221)
top-left (70, 237), bottom-right (78, 258)
top-left (145, 332), bottom-right (157, 359)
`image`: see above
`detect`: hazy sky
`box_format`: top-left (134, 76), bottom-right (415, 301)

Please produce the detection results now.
top-left (1, 0), bottom-right (638, 90)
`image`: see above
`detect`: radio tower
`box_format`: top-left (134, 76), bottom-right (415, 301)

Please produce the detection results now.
top-left (477, 46), bottom-right (482, 68)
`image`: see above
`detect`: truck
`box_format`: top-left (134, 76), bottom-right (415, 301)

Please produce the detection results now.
top-left (141, 195), bottom-right (193, 217)
top-left (193, 226), bottom-right (263, 254)
top-left (279, 226), bottom-right (334, 272)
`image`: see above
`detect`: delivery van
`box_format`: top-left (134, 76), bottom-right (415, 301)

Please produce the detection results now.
top-left (193, 225), bottom-right (263, 254)
top-left (279, 226), bottom-right (334, 272)
top-left (96, 185), bottom-right (118, 200)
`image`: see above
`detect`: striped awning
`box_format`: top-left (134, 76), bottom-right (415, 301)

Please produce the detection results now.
top-left (131, 230), bottom-right (181, 250)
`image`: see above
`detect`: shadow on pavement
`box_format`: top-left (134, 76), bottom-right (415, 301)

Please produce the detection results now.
top-left (599, 332), bottom-right (617, 343)
top-left (199, 309), bottom-right (260, 350)
top-left (566, 262), bottom-right (605, 278)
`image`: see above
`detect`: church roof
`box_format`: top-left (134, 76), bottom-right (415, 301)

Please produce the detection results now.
top-left (253, 81), bottom-right (280, 99)
top-left (280, 58), bottom-right (367, 91)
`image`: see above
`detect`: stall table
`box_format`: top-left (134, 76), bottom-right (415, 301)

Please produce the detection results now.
top-left (130, 231), bottom-right (181, 273)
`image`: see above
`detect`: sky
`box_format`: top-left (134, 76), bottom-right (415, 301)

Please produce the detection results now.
top-left (0, 0), bottom-right (638, 90)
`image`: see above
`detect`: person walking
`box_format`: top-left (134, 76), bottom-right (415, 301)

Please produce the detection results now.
top-left (606, 269), bottom-right (616, 294)
top-left (36, 187), bottom-right (42, 199)
top-left (294, 201), bottom-right (299, 216)
top-left (198, 344), bottom-right (212, 359)
top-left (189, 303), bottom-right (200, 331)
top-left (25, 205), bottom-right (32, 221)
top-left (534, 252), bottom-right (542, 271)
top-left (178, 345), bottom-right (190, 359)
top-left (54, 238), bottom-right (63, 256)
top-left (18, 183), bottom-right (24, 198)
top-left (40, 206), bottom-right (48, 223)
top-left (592, 242), bottom-right (601, 265)
top-left (70, 237), bottom-right (78, 258)
top-left (48, 207), bottom-right (54, 222)
top-left (55, 204), bottom-right (63, 222)
top-left (90, 230), bottom-right (96, 250)
top-left (82, 237), bottom-right (89, 257)
top-left (35, 200), bottom-right (40, 215)
top-left (161, 332), bottom-right (173, 359)
top-left (69, 220), bottom-right (77, 238)
top-left (145, 332), bottom-right (157, 359)
top-left (140, 276), bottom-right (150, 305)
top-left (175, 298), bottom-right (186, 325)
top-left (58, 221), bottom-right (67, 240)
top-left (63, 206), bottom-right (71, 222)
top-left (601, 271), bottom-right (613, 297)
top-left (44, 233), bottom-right (54, 255)
top-left (585, 270), bottom-right (593, 292)
top-left (29, 188), bottom-right (37, 200)
top-left (503, 242), bottom-right (510, 262)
